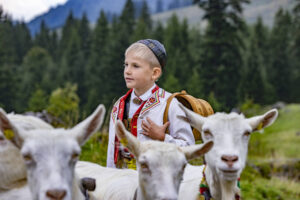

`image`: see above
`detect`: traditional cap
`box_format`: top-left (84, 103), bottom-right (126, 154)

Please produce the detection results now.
top-left (137, 39), bottom-right (167, 69)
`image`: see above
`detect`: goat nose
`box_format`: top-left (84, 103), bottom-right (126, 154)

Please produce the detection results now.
top-left (221, 155), bottom-right (238, 168)
top-left (46, 189), bottom-right (67, 200)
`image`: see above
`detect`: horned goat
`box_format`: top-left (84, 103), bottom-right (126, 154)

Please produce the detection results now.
top-left (76, 120), bottom-right (213, 200)
top-left (178, 105), bottom-right (278, 200)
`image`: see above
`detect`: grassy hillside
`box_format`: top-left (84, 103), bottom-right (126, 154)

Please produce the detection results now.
top-left (241, 104), bottom-right (300, 199)
top-left (80, 104), bottom-right (300, 199)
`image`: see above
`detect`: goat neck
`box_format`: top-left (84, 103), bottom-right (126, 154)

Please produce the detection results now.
top-left (205, 165), bottom-right (240, 200)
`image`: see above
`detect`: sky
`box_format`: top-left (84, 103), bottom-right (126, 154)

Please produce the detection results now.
top-left (0, 0), bottom-right (68, 22)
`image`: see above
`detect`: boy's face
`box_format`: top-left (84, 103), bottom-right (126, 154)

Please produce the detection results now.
top-left (124, 52), bottom-right (160, 94)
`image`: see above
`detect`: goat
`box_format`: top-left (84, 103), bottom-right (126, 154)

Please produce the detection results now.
top-left (0, 112), bottom-right (53, 191)
top-left (75, 120), bottom-right (214, 200)
top-left (178, 105), bottom-right (278, 200)
top-left (0, 105), bottom-right (105, 200)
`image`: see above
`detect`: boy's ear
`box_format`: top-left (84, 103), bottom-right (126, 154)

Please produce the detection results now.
top-left (152, 66), bottom-right (162, 81)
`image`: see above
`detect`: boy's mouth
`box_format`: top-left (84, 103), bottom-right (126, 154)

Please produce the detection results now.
top-left (125, 77), bottom-right (134, 81)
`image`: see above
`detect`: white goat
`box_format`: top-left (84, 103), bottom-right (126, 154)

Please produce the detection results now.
top-left (0, 105), bottom-right (105, 200)
top-left (0, 113), bottom-right (54, 191)
top-left (76, 120), bottom-right (214, 200)
top-left (178, 105), bottom-right (278, 200)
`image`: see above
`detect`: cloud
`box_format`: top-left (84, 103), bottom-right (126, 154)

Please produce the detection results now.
top-left (0, 0), bottom-right (68, 22)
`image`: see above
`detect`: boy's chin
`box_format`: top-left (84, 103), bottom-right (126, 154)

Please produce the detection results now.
top-left (125, 83), bottom-right (135, 89)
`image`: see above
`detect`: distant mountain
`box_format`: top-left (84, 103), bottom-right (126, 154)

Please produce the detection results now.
top-left (27, 0), bottom-right (193, 35)
top-left (151, 0), bottom-right (295, 29)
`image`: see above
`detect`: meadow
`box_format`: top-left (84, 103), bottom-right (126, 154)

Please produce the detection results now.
top-left (80, 104), bottom-right (300, 199)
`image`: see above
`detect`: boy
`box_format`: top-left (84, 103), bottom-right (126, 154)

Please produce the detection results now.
top-left (106, 39), bottom-right (195, 168)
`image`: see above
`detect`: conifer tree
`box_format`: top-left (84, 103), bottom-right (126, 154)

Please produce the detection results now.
top-left (120, 0), bottom-right (136, 43)
top-left (17, 47), bottom-right (55, 111)
top-left (100, 16), bottom-right (128, 107)
top-left (239, 18), bottom-right (275, 104)
top-left (269, 8), bottom-right (293, 102)
top-left (59, 12), bottom-right (79, 59)
top-left (194, 0), bottom-right (249, 110)
top-left (291, 0), bottom-right (300, 101)
top-left (78, 13), bottom-right (91, 59)
top-left (0, 64), bottom-right (16, 111)
top-left (97, 1), bottom-right (137, 107)
top-left (152, 21), bottom-right (164, 43)
top-left (85, 11), bottom-right (109, 113)
top-left (35, 20), bottom-right (51, 51)
top-left (49, 30), bottom-right (59, 61)
top-left (131, 1), bottom-right (152, 41)
top-left (14, 22), bottom-right (32, 64)
top-left (0, 13), bottom-right (16, 65)
top-left (140, 1), bottom-right (152, 31)
top-left (59, 28), bottom-right (85, 106)
top-left (239, 32), bottom-right (268, 104)
top-left (163, 15), bottom-right (191, 87)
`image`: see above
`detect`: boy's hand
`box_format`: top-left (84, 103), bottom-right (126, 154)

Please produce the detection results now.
top-left (141, 117), bottom-right (170, 141)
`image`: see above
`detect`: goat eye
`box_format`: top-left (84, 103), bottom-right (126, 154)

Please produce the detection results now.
top-left (203, 130), bottom-right (212, 138)
top-left (243, 131), bottom-right (251, 137)
top-left (140, 162), bottom-right (150, 173)
top-left (23, 153), bottom-right (33, 162)
top-left (71, 152), bottom-right (79, 160)
top-left (141, 163), bottom-right (148, 169)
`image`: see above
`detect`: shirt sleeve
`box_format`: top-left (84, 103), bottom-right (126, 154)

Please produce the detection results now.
top-left (163, 98), bottom-right (195, 146)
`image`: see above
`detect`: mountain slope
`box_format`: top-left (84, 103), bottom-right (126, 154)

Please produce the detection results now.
top-left (27, 0), bottom-right (193, 35)
top-left (151, 0), bottom-right (295, 28)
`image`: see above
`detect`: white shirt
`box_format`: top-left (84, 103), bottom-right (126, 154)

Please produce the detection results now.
top-left (129, 84), bottom-right (156, 118)
top-left (107, 87), bottom-right (195, 168)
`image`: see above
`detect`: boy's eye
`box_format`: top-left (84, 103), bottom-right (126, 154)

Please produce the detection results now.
top-left (133, 64), bottom-right (139, 68)
top-left (124, 63), bottom-right (128, 67)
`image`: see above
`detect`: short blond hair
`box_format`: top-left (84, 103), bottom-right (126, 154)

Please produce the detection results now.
top-left (125, 43), bottom-right (161, 68)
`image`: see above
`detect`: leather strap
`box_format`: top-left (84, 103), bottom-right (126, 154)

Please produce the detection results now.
top-left (163, 92), bottom-right (181, 134)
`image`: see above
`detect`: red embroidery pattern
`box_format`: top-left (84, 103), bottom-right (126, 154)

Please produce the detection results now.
top-left (140, 90), bottom-right (160, 115)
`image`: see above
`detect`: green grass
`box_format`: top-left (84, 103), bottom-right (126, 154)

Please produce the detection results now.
top-left (248, 104), bottom-right (300, 162)
top-left (79, 131), bottom-right (108, 166)
top-left (243, 104), bottom-right (300, 199)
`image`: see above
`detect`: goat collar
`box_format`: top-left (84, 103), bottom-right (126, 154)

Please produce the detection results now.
top-left (198, 165), bottom-right (241, 200)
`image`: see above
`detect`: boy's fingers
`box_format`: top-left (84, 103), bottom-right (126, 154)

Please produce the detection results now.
top-left (141, 131), bottom-right (149, 136)
top-left (146, 117), bottom-right (154, 125)
top-left (141, 123), bottom-right (149, 132)
top-left (163, 122), bottom-right (170, 130)
top-left (142, 120), bottom-right (149, 128)
top-left (142, 120), bottom-right (150, 126)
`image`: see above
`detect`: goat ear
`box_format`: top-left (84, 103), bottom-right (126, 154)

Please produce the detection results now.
top-left (0, 108), bottom-right (24, 148)
top-left (73, 104), bottom-right (106, 146)
top-left (247, 109), bottom-right (278, 132)
top-left (115, 120), bottom-right (140, 157)
top-left (178, 103), bottom-right (206, 132)
top-left (180, 140), bottom-right (213, 161)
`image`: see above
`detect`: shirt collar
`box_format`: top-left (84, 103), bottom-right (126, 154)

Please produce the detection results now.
top-left (132, 84), bottom-right (156, 102)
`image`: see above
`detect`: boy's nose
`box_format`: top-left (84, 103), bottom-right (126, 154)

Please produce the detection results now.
top-left (125, 67), bottom-right (131, 74)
